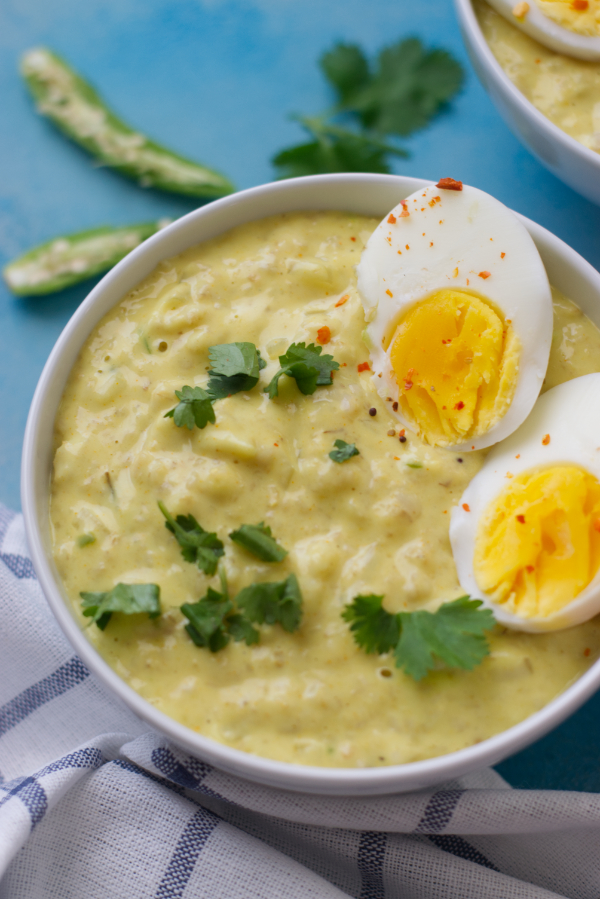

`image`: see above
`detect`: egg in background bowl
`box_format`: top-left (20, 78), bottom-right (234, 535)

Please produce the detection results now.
top-left (486, 0), bottom-right (600, 59)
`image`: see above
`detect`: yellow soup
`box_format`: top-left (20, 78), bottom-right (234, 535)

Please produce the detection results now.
top-left (50, 211), bottom-right (600, 768)
top-left (476, 0), bottom-right (600, 153)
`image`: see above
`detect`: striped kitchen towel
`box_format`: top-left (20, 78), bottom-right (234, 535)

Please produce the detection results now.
top-left (1, 503), bottom-right (599, 899)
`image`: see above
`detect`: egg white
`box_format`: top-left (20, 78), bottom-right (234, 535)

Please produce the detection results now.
top-left (486, 0), bottom-right (600, 60)
top-left (356, 182), bottom-right (553, 451)
top-left (450, 373), bottom-right (600, 632)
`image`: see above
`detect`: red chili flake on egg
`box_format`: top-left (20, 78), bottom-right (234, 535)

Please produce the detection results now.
top-left (335, 294), bottom-right (349, 307)
top-left (454, 401), bottom-right (465, 410)
top-left (405, 244), bottom-right (410, 250)
top-left (516, 514), bottom-right (526, 523)
top-left (317, 326), bottom-right (331, 345)
top-left (584, 647), bottom-right (591, 657)
top-left (526, 565), bottom-right (535, 573)
top-left (593, 520), bottom-right (600, 533)
top-left (357, 362), bottom-right (370, 372)
top-left (436, 177), bottom-right (463, 191)
top-left (400, 202), bottom-right (410, 218)
top-left (350, 236), bottom-right (356, 241)
top-left (478, 271), bottom-right (491, 279)
top-left (386, 289), bottom-right (393, 297)
top-left (573, 0), bottom-right (589, 10)
top-left (388, 213), bottom-right (397, 224)
top-left (462, 503), bottom-right (470, 512)
top-left (542, 434), bottom-right (551, 445)
top-left (392, 401), bottom-right (399, 411)
top-left (501, 252), bottom-right (506, 259)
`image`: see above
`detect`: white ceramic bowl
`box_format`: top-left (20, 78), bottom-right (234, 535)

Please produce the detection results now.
top-left (22, 173), bottom-right (600, 796)
top-left (454, 0), bottom-right (600, 205)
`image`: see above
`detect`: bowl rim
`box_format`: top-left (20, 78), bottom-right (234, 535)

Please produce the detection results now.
top-left (453, 0), bottom-right (600, 171)
top-left (22, 172), bottom-right (600, 796)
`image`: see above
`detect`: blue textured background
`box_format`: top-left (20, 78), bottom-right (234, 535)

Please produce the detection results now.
top-left (2, 0), bottom-right (600, 791)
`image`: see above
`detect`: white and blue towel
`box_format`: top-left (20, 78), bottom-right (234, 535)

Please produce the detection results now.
top-left (1, 503), bottom-right (599, 899)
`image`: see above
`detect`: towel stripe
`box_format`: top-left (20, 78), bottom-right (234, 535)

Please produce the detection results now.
top-left (428, 834), bottom-right (500, 871)
top-left (155, 807), bottom-right (219, 898)
top-left (0, 657), bottom-right (89, 737)
top-left (358, 831), bottom-right (387, 899)
top-left (414, 789), bottom-right (465, 833)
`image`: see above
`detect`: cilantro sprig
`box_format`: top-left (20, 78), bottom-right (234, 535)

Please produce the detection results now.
top-left (164, 386), bottom-right (215, 430)
top-left (158, 501), bottom-right (224, 576)
top-left (207, 342), bottom-right (266, 400)
top-left (229, 522), bottom-right (288, 562)
top-left (181, 567), bottom-right (302, 652)
top-left (329, 439), bottom-right (359, 463)
top-left (80, 583), bottom-right (161, 630)
top-left (342, 595), bottom-right (495, 681)
top-left (266, 342), bottom-right (339, 399)
top-left (273, 38), bottom-right (464, 177)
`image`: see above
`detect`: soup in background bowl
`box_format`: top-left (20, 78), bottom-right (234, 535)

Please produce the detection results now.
top-left (22, 173), bottom-right (600, 795)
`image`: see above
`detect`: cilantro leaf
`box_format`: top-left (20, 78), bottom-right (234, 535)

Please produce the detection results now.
top-left (181, 586), bottom-right (235, 652)
top-left (164, 385), bottom-right (215, 430)
top-left (342, 595), bottom-right (495, 680)
top-left (158, 501), bottom-right (224, 576)
top-left (229, 522), bottom-right (288, 562)
top-left (396, 597), bottom-right (495, 680)
top-left (80, 583), bottom-right (161, 630)
top-left (323, 38), bottom-right (465, 138)
top-left (207, 342), bottom-right (266, 400)
top-left (341, 594), bottom-right (399, 654)
top-left (266, 342), bottom-right (339, 399)
top-left (329, 439), bottom-right (359, 463)
top-left (236, 573), bottom-right (303, 633)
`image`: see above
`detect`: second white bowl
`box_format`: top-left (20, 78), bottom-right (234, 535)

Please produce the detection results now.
top-left (454, 0), bottom-right (600, 205)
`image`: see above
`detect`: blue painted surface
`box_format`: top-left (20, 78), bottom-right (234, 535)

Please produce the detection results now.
top-left (1, 0), bottom-right (600, 792)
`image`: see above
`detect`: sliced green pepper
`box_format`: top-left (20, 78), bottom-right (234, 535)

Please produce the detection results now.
top-left (20, 47), bottom-right (234, 198)
top-left (3, 220), bottom-right (166, 296)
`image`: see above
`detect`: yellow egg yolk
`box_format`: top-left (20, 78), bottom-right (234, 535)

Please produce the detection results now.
top-left (388, 289), bottom-right (520, 447)
top-left (474, 465), bottom-right (600, 619)
top-left (533, 0), bottom-right (600, 36)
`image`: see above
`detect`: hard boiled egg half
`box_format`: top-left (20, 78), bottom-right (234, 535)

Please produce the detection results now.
top-left (486, 0), bottom-right (600, 61)
top-left (356, 181), bottom-right (553, 451)
top-left (451, 374), bottom-right (600, 632)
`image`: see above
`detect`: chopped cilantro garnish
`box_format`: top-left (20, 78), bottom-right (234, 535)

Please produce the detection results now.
top-left (273, 38), bottom-right (464, 178)
top-left (236, 573), bottom-right (303, 633)
top-left (406, 462), bottom-right (423, 469)
top-left (80, 583), bottom-right (161, 630)
top-left (329, 439), bottom-right (359, 463)
top-left (164, 385), bottom-right (215, 430)
top-left (342, 595), bottom-right (495, 680)
top-left (207, 342), bottom-right (266, 400)
top-left (180, 584), bottom-right (259, 652)
top-left (77, 533), bottom-right (96, 547)
top-left (229, 522), bottom-right (288, 562)
top-left (158, 501), bottom-right (224, 576)
top-left (266, 342), bottom-right (339, 399)
top-left (181, 567), bottom-right (302, 651)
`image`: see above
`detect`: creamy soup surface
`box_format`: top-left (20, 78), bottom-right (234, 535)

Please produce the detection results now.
top-left (51, 211), bottom-right (600, 768)
top-left (475, 0), bottom-right (600, 153)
